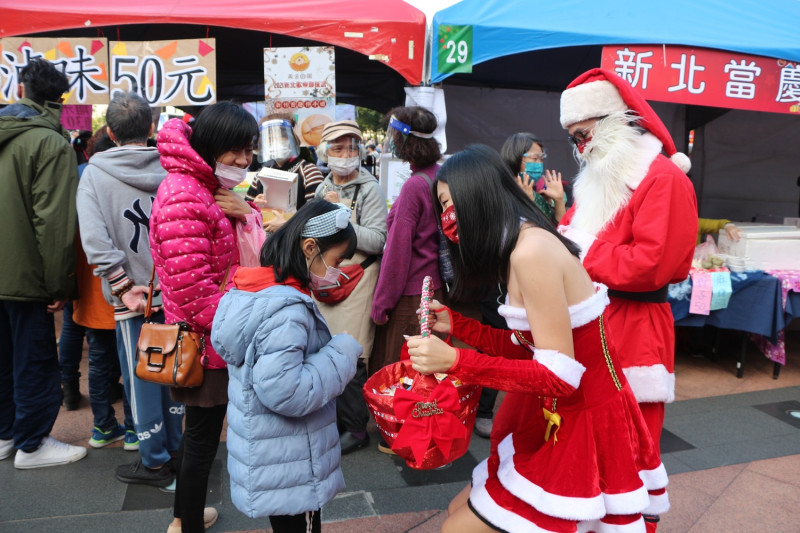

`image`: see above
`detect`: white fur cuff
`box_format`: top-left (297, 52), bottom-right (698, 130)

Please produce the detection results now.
top-left (623, 365), bottom-right (675, 403)
top-left (534, 349), bottom-right (586, 389)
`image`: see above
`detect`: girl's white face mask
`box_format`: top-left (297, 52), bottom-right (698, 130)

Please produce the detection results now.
top-left (215, 162), bottom-right (247, 189)
top-left (327, 156), bottom-right (360, 177)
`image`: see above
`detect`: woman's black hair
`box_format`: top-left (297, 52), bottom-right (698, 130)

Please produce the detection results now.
top-left (433, 144), bottom-right (580, 300)
top-left (500, 132), bottom-right (543, 176)
top-left (385, 106), bottom-right (441, 168)
top-left (190, 101), bottom-right (258, 169)
top-left (260, 199), bottom-right (358, 288)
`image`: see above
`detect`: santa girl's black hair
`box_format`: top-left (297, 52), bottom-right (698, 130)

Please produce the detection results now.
top-left (434, 144), bottom-right (580, 300)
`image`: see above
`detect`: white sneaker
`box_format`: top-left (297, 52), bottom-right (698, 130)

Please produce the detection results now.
top-left (473, 417), bottom-right (493, 438)
top-left (14, 436), bottom-right (88, 469)
top-left (0, 438), bottom-right (14, 460)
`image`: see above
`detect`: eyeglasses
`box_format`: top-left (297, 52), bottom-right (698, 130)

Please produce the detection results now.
top-left (567, 129), bottom-right (592, 148)
top-left (522, 152), bottom-right (547, 163)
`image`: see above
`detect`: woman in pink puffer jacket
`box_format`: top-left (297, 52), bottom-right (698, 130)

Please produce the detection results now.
top-left (150, 103), bottom-right (258, 533)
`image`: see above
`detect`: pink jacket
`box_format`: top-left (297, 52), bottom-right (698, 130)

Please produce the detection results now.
top-left (149, 119), bottom-right (239, 369)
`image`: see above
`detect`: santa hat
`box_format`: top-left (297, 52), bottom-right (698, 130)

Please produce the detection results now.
top-left (560, 68), bottom-right (691, 173)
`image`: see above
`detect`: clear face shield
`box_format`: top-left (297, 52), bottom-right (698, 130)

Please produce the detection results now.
top-left (259, 119), bottom-right (300, 165)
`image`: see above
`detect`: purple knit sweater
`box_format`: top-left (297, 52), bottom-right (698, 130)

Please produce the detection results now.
top-left (371, 164), bottom-right (443, 323)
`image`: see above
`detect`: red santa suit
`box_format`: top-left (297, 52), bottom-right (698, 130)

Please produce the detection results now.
top-left (557, 68), bottom-right (697, 458)
top-left (559, 146), bottom-right (697, 409)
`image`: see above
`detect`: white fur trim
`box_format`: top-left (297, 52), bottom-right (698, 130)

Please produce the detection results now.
top-left (623, 365), bottom-right (675, 403)
top-left (639, 463), bottom-right (669, 490)
top-left (497, 304), bottom-right (533, 332)
top-left (577, 517), bottom-right (646, 533)
top-left (498, 435), bottom-right (607, 520)
top-left (569, 283), bottom-right (609, 327)
top-left (533, 349), bottom-right (586, 390)
top-left (602, 487), bottom-right (652, 516)
top-left (670, 152), bottom-right (691, 173)
top-left (471, 460), bottom-right (560, 533)
top-left (643, 489), bottom-right (671, 515)
top-left (560, 80), bottom-right (628, 128)
top-left (498, 283), bottom-right (609, 332)
top-left (562, 226), bottom-right (596, 262)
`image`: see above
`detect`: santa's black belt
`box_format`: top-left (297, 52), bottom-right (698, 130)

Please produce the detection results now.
top-left (607, 285), bottom-right (669, 303)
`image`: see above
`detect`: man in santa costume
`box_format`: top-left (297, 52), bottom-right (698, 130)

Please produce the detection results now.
top-left (558, 68), bottom-right (698, 532)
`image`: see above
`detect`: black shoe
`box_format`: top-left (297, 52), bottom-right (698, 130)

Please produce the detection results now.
top-left (61, 380), bottom-right (81, 411)
top-left (115, 459), bottom-right (174, 487)
top-left (339, 432), bottom-right (369, 455)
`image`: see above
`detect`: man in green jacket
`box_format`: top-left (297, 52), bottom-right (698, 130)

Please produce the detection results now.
top-left (0, 58), bottom-right (86, 469)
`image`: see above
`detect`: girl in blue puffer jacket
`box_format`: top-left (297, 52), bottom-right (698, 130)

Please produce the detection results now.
top-left (211, 200), bottom-right (362, 532)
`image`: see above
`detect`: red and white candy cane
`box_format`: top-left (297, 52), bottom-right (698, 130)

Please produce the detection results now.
top-left (420, 275), bottom-right (433, 337)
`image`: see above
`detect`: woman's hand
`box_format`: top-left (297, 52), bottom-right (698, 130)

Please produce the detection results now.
top-left (514, 174), bottom-right (535, 201)
top-left (214, 188), bottom-right (251, 220)
top-left (324, 191), bottom-right (340, 204)
top-left (724, 223), bottom-right (741, 241)
top-left (121, 285), bottom-right (154, 314)
top-left (263, 210), bottom-right (287, 233)
top-left (540, 170), bottom-right (564, 203)
top-left (418, 299), bottom-right (452, 334)
top-left (253, 193), bottom-right (268, 208)
top-left (406, 335), bottom-right (457, 374)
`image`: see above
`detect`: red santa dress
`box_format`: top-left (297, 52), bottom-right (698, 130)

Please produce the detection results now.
top-left (447, 284), bottom-right (668, 533)
top-left (559, 149), bottom-right (697, 406)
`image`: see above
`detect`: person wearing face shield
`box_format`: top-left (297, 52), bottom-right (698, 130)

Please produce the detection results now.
top-left (313, 120), bottom-right (388, 455)
top-left (244, 117), bottom-right (325, 233)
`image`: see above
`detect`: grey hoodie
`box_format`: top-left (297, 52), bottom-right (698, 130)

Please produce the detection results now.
top-left (315, 168), bottom-right (388, 255)
top-left (76, 146), bottom-right (165, 317)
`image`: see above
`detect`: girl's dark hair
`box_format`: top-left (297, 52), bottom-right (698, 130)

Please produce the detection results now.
top-left (434, 144), bottom-right (580, 300)
top-left (190, 102), bottom-right (258, 169)
top-left (260, 200), bottom-right (358, 288)
top-left (500, 132), bottom-right (543, 175)
top-left (385, 106), bottom-right (441, 168)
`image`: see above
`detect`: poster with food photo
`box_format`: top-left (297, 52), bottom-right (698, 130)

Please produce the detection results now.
top-left (263, 46), bottom-right (336, 146)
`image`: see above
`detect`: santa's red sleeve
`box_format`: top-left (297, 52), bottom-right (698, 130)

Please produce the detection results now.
top-left (449, 307), bottom-right (532, 360)
top-left (582, 158), bottom-right (697, 291)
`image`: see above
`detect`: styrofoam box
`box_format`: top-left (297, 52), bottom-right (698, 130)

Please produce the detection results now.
top-left (257, 167), bottom-right (299, 212)
top-left (717, 223), bottom-right (800, 271)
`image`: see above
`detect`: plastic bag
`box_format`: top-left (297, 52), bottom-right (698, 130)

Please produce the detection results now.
top-left (236, 209), bottom-right (266, 268)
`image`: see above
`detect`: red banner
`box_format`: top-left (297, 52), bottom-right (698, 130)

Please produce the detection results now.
top-left (601, 45), bottom-right (800, 115)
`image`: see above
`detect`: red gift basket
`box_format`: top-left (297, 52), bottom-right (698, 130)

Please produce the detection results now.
top-left (363, 276), bottom-right (481, 470)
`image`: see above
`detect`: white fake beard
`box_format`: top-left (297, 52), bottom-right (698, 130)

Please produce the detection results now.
top-left (570, 112), bottom-right (660, 235)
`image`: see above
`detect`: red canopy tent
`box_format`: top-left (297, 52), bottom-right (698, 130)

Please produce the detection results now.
top-left (0, 0), bottom-right (426, 86)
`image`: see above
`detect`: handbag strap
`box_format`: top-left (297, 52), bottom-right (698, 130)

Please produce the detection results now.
top-left (144, 266), bottom-right (157, 320)
top-left (143, 258), bottom-right (233, 321)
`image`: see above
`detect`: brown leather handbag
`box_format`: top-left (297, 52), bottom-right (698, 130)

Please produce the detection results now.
top-left (134, 263), bottom-right (229, 388)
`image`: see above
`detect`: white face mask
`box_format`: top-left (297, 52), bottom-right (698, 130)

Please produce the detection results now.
top-left (327, 156), bottom-right (360, 177)
top-left (270, 142), bottom-right (293, 163)
top-left (215, 162), bottom-right (247, 189)
top-left (308, 248), bottom-right (343, 289)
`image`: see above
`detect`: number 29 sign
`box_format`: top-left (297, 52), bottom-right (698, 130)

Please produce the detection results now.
top-left (437, 25), bottom-right (473, 75)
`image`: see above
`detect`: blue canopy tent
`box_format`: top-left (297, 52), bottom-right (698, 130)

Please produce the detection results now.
top-left (427, 0), bottom-right (800, 222)
top-left (430, 0), bottom-right (800, 84)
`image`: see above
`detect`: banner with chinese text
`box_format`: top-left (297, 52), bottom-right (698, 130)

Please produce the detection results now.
top-left (601, 45), bottom-right (800, 114)
top-left (264, 46), bottom-right (335, 146)
top-left (0, 37), bottom-right (216, 107)
top-left (110, 39), bottom-right (216, 106)
top-left (0, 37), bottom-right (109, 105)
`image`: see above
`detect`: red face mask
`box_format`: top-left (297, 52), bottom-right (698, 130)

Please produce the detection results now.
top-left (440, 205), bottom-right (459, 244)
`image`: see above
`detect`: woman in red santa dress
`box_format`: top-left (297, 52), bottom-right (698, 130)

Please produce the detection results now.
top-left (406, 145), bottom-right (668, 533)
